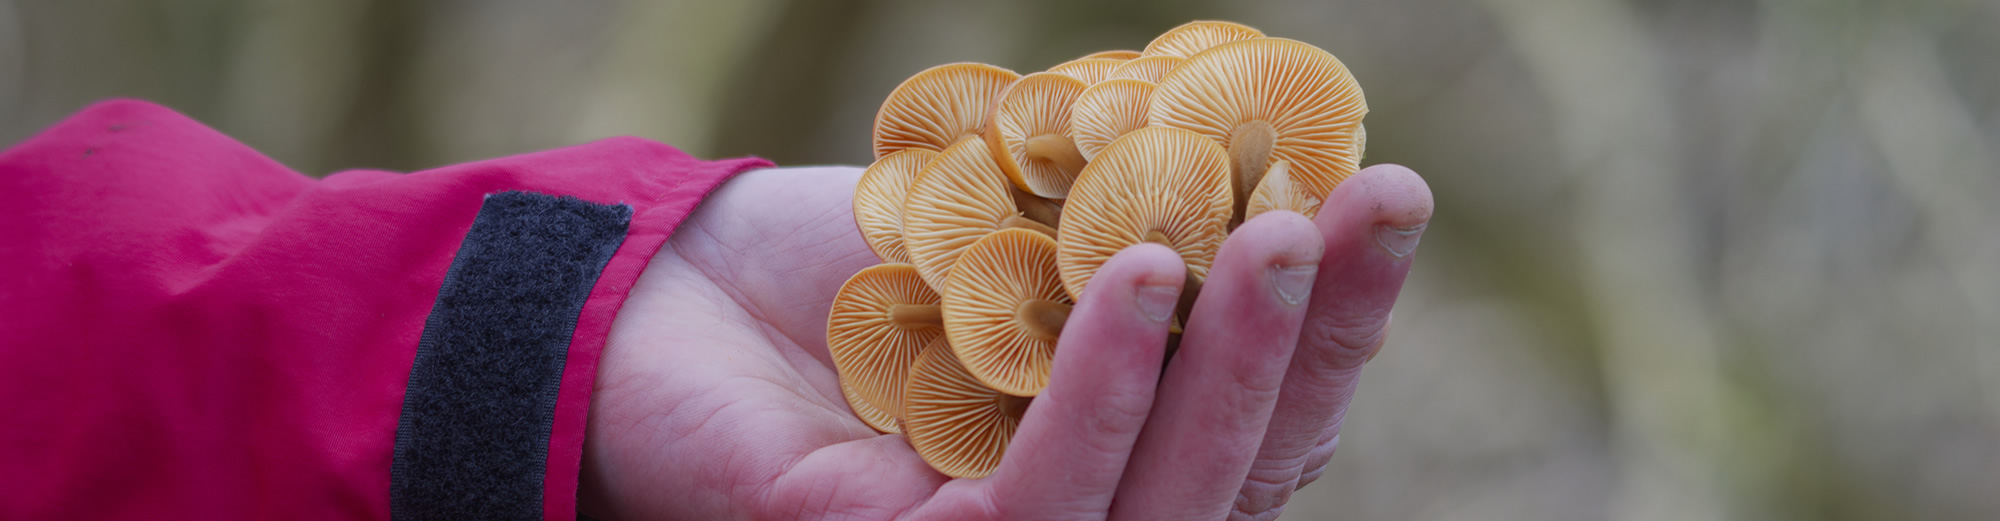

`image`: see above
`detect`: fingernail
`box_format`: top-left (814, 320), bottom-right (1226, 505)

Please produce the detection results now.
top-left (1376, 223), bottom-right (1426, 258)
top-left (1136, 284), bottom-right (1180, 322)
top-left (1271, 264), bottom-right (1317, 305)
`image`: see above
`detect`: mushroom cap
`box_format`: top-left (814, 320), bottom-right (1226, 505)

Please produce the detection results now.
top-left (826, 263), bottom-right (943, 420)
top-left (872, 62), bottom-right (1022, 160)
top-left (1142, 20), bottom-right (1265, 58)
top-left (985, 72), bottom-right (1090, 199)
top-left (1068, 79), bottom-right (1156, 161)
top-left (1357, 122), bottom-right (1368, 159)
top-left (1244, 159), bottom-right (1324, 221)
top-left (903, 336), bottom-right (1029, 479)
top-left (1046, 57), bottom-right (1124, 85)
top-left (1056, 127), bottom-right (1234, 299)
top-left (1148, 37), bottom-right (1367, 203)
top-left (903, 137), bottom-right (1026, 289)
top-left (942, 228), bottom-right (1070, 397)
top-left (1081, 49), bottom-right (1142, 60)
top-left (841, 375), bottom-right (901, 434)
top-left (1106, 55), bottom-right (1184, 83)
top-left (855, 149), bottom-right (940, 264)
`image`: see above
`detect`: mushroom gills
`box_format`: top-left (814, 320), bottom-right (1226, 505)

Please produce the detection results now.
top-left (999, 214), bottom-right (1058, 238)
top-left (1069, 79), bottom-right (1157, 162)
top-left (1082, 49), bottom-right (1142, 60)
top-left (1046, 57), bottom-right (1125, 84)
top-left (904, 138), bottom-right (1050, 289)
top-left (841, 376), bottom-right (902, 434)
top-left (986, 72), bottom-right (1092, 200)
top-left (1054, 127), bottom-right (1231, 305)
top-left (1143, 20), bottom-right (1266, 58)
top-left (903, 338), bottom-right (1027, 479)
top-left (1147, 37), bottom-right (1367, 211)
top-left (872, 62), bottom-right (1021, 159)
top-left (855, 149), bottom-right (941, 264)
top-left (825, 263), bottom-right (944, 421)
top-left (1244, 159), bottom-right (1324, 222)
top-left (942, 227), bottom-right (1072, 396)
top-left (1107, 56), bottom-right (1184, 83)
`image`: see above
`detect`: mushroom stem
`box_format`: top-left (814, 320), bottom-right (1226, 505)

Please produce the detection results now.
top-left (1176, 269), bottom-right (1202, 327)
top-left (1000, 215), bottom-right (1059, 238)
top-left (891, 304), bottom-right (943, 329)
top-left (1008, 184), bottom-right (1064, 228)
top-left (996, 394), bottom-right (1033, 418)
top-left (1025, 134), bottom-right (1089, 179)
top-left (1015, 299), bottom-right (1072, 341)
top-left (1227, 120), bottom-right (1278, 228)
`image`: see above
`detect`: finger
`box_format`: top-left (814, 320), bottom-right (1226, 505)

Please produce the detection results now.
top-left (914, 244), bottom-right (1185, 520)
top-left (1295, 434), bottom-right (1339, 490)
top-left (1109, 213), bottom-right (1325, 521)
top-left (1233, 164), bottom-right (1432, 518)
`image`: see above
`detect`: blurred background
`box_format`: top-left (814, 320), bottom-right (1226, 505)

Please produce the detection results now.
top-left (4, 0), bottom-right (1996, 519)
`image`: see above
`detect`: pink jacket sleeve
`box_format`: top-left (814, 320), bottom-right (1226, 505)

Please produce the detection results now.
top-left (0, 100), bottom-right (771, 520)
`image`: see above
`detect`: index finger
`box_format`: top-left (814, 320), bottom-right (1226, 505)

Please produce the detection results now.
top-left (911, 244), bottom-right (1185, 519)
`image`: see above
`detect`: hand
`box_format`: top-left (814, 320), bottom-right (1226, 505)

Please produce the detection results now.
top-left (581, 163), bottom-right (1433, 520)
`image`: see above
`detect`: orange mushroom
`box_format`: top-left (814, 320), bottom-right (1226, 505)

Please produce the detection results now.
top-left (1141, 20), bottom-right (1264, 58)
top-left (1243, 159), bottom-right (1323, 221)
top-left (941, 228), bottom-right (1070, 396)
top-left (841, 375), bottom-right (902, 434)
top-left (826, 264), bottom-right (944, 422)
top-left (854, 149), bottom-right (939, 264)
top-left (1068, 78), bottom-right (1156, 161)
top-left (1148, 38), bottom-right (1366, 227)
top-left (1081, 49), bottom-right (1142, 60)
top-left (1106, 55), bottom-right (1184, 83)
top-left (1357, 122), bottom-right (1368, 160)
top-left (903, 336), bottom-right (1029, 479)
top-left (903, 138), bottom-right (1060, 289)
top-left (1046, 57), bottom-right (1124, 85)
top-left (986, 72), bottom-right (1091, 200)
top-left (872, 62), bottom-right (1021, 160)
top-left (840, 17), bottom-right (1378, 479)
top-left (1055, 127), bottom-right (1232, 300)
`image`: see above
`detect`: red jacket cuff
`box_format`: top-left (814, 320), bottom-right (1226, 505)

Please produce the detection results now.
top-left (0, 99), bottom-right (770, 520)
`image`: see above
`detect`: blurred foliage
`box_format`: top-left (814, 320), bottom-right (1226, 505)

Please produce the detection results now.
top-left (4, 0), bottom-right (1997, 520)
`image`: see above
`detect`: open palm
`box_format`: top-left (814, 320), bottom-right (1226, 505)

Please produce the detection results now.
top-left (580, 164), bottom-right (1433, 521)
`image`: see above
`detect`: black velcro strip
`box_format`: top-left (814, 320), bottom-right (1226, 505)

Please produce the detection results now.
top-left (391, 191), bottom-right (631, 521)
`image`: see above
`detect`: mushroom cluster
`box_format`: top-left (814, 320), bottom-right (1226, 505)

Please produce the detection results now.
top-left (828, 20), bottom-right (1367, 479)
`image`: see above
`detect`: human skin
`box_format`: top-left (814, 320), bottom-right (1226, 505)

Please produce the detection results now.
top-left (580, 163), bottom-right (1433, 521)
